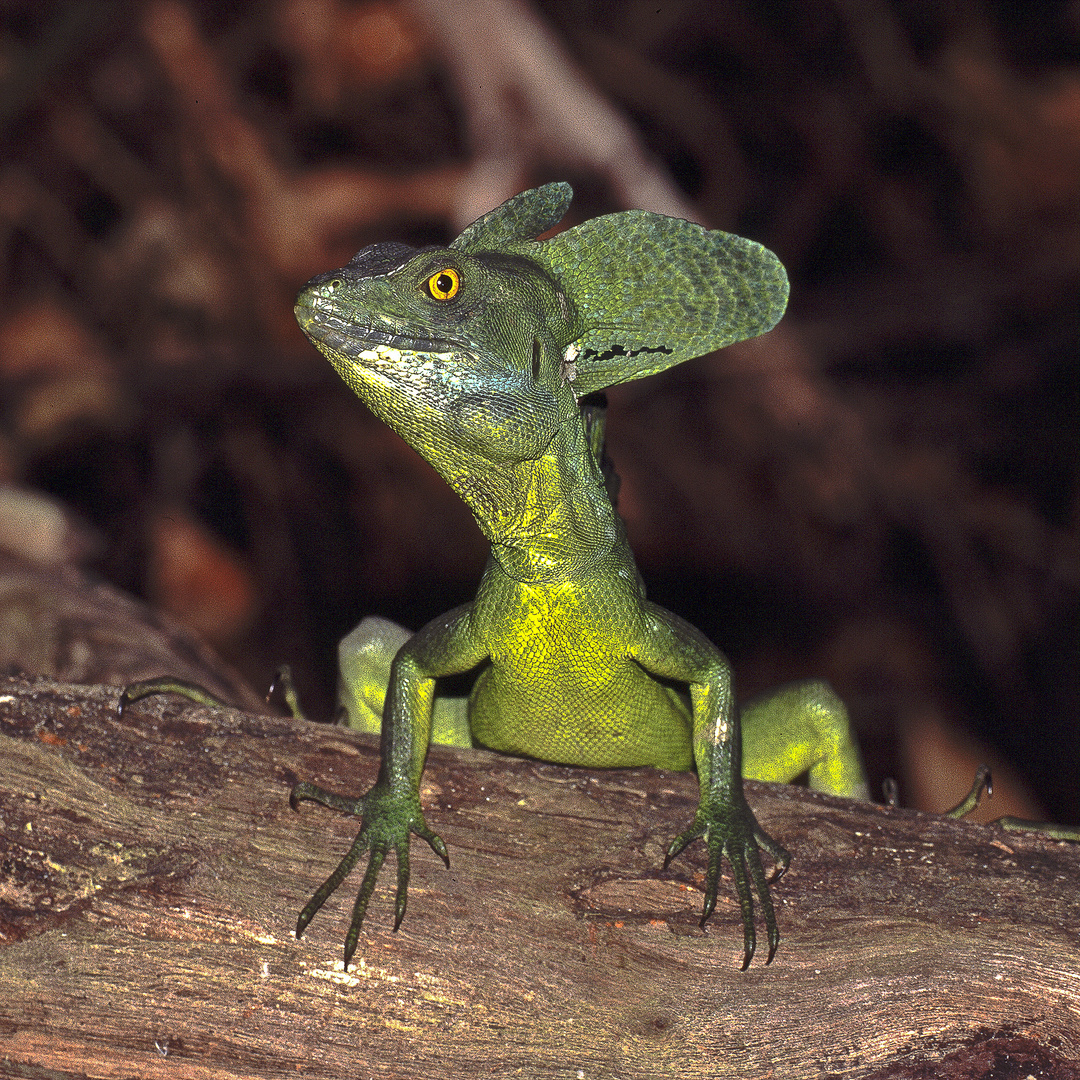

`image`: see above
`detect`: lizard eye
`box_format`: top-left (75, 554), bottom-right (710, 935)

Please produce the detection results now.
top-left (426, 268), bottom-right (460, 301)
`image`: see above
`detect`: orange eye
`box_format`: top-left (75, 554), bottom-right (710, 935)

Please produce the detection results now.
top-left (426, 268), bottom-right (460, 301)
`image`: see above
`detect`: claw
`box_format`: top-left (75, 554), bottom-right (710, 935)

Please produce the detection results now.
top-left (291, 779), bottom-right (447, 968)
top-left (746, 841), bottom-right (780, 964)
top-left (392, 844), bottom-right (410, 931)
top-left (663, 823), bottom-right (700, 870)
top-left (290, 780), bottom-right (362, 816)
top-left (415, 822), bottom-right (451, 868)
top-left (754, 826), bottom-right (791, 885)
top-left (665, 804), bottom-right (787, 968)
top-left (295, 827), bottom-right (371, 939)
top-left (267, 665), bottom-right (305, 720)
top-left (943, 764), bottom-right (993, 819)
top-left (343, 849), bottom-right (386, 968)
top-left (726, 849), bottom-right (756, 969)
top-left (117, 677), bottom-right (227, 717)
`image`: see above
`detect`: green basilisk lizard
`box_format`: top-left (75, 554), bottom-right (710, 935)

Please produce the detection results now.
top-left (288, 182), bottom-right (868, 971)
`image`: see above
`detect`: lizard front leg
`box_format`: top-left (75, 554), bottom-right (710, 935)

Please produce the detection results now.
top-left (292, 602), bottom-right (486, 968)
top-left (632, 602), bottom-right (789, 969)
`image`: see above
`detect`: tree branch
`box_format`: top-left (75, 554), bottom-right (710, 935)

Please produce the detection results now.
top-left (2, 675), bottom-right (1077, 1078)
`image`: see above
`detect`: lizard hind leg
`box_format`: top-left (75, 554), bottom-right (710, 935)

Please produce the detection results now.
top-left (337, 616), bottom-right (472, 748)
top-left (740, 680), bottom-right (869, 800)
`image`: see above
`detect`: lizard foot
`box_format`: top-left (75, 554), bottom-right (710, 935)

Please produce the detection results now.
top-left (664, 795), bottom-right (789, 970)
top-left (290, 780), bottom-right (449, 969)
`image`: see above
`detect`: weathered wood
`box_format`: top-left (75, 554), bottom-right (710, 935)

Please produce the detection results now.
top-left (1, 674), bottom-right (1078, 1079)
top-left (0, 551), bottom-right (266, 711)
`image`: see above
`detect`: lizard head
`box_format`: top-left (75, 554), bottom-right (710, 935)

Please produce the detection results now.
top-left (296, 182), bottom-right (789, 479)
top-left (295, 236), bottom-right (579, 472)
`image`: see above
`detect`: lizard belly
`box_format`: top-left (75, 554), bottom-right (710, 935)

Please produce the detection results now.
top-left (466, 577), bottom-right (694, 771)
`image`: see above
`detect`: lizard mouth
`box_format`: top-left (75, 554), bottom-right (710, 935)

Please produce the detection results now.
top-left (295, 297), bottom-right (459, 358)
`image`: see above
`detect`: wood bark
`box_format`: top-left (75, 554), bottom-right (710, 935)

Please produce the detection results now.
top-left (1, 674), bottom-right (1078, 1079)
top-left (0, 551), bottom-right (266, 712)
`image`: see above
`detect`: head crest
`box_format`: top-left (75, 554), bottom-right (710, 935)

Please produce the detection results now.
top-left (455, 184), bottom-right (789, 396)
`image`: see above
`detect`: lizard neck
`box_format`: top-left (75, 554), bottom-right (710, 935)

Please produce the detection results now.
top-left (446, 415), bottom-right (623, 584)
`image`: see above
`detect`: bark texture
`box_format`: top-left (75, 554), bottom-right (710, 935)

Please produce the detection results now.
top-left (1, 675), bottom-right (1078, 1079)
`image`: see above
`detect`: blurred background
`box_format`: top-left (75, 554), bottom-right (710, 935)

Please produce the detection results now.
top-left (0, 0), bottom-right (1076, 822)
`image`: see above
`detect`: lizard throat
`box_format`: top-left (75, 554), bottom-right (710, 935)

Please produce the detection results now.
top-left (452, 450), bottom-right (622, 584)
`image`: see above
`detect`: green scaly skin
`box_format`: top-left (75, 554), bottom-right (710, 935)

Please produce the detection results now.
top-left (291, 183), bottom-right (851, 971)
